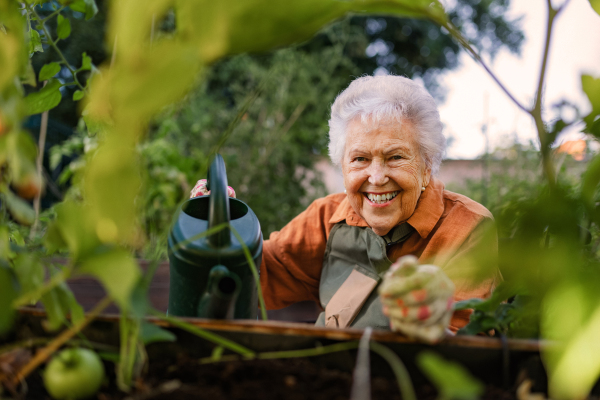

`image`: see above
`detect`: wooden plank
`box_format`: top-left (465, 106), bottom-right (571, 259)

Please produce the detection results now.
top-left (18, 307), bottom-right (541, 352)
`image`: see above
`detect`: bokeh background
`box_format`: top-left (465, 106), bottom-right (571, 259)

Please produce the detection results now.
top-left (23, 0), bottom-right (600, 259)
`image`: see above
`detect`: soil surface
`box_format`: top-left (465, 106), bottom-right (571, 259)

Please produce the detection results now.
top-left (22, 357), bottom-right (517, 400)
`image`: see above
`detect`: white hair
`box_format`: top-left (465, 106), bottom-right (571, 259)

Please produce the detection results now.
top-left (328, 75), bottom-right (446, 175)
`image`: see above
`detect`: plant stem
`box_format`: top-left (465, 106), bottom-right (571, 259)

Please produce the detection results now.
top-left (117, 312), bottom-right (141, 391)
top-left (440, 21), bottom-right (529, 114)
top-left (42, 6), bottom-right (66, 23)
top-left (167, 222), bottom-right (229, 256)
top-left (30, 82), bottom-right (49, 239)
top-left (12, 263), bottom-right (74, 308)
top-left (149, 309), bottom-right (255, 356)
top-left (258, 341), bottom-right (359, 360)
top-left (531, 0), bottom-right (562, 187)
top-left (442, 1), bottom-right (568, 189)
top-left (198, 341), bottom-right (360, 364)
top-left (230, 226), bottom-right (268, 321)
top-left (30, 6), bottom-right (85, 91)
top-left (370, 342), bottom-right (416, 400)
top-left (11, 296), bottom-right (112, 386)
top-left (197, 339), bottom-right (417, 400)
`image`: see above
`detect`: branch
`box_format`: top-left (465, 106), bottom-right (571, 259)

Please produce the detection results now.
top-left (30, 6), bottom-right (85, 91)
top-left (440, 21), bottom-right (531, 115)
top-left (11, 263), bottom-right (74, 308)
top-left (30, 82), bottom-right (49, 239)
top-left (41, 6), bottom-right (66, 23)
top-left (11, 296), bottom-right (112, 386)
top-left (532, 0), bottom-right (562, 186)
top-left (533, 1), bottom-right (557, 121)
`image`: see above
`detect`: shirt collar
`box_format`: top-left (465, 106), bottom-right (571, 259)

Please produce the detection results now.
top-left (328, 177), bottom-right (445, 238)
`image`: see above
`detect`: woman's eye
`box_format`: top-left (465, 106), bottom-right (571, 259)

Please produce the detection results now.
top-left (354, 157), bottom-right (367, 162)
top-left (391, 155), bottom-right (403, 160)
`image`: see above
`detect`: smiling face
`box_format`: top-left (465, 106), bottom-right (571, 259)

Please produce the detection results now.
top-left (342, 117), bottom-right (431, 236)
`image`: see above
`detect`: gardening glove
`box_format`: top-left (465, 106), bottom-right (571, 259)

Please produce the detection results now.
top-left (190, 179), bottom-right (236, 198)
top-left (379, 255), bottom-right (455, 344)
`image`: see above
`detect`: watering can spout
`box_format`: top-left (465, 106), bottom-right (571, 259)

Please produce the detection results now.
top-left (197, 265), bottom-right (242, 319)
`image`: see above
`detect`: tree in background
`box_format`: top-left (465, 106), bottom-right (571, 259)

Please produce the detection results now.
top-left (50, 1), bottom-right (524, 257)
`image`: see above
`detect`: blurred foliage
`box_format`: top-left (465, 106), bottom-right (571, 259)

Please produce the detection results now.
top-left (448, 141), bottom-right (600, 398)
top-left (417, 351), bottom-right (484, 400)
top-left (446, 142), bottom-right (586, 238)
top-left (51, 4), bottom-right (524, 257)
top-left (1, 0), bottom-right (600, 398)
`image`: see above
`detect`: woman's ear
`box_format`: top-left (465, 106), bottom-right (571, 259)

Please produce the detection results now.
top-left (422, 166), bottom-right (432, 188)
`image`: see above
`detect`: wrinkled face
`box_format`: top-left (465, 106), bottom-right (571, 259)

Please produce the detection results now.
top-left (342, 117), bottom-right (431, 236)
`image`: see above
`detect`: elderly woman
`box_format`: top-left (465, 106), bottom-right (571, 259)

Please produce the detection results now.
top-left (192, 75), bottom-right (500, 341)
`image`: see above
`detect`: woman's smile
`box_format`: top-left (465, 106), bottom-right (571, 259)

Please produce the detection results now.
top-left (363, 191), bottom-right (400, 206)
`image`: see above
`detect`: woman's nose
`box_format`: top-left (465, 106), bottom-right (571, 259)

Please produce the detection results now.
top-left (367, 162), bottom-right (389, 186)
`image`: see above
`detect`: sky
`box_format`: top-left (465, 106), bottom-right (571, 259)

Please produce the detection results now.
top-left (438, 0), bottom-right (600, 159)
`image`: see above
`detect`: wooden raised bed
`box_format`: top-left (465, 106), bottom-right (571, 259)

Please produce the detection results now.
top-left (13, 260), bottom-right (586, 399)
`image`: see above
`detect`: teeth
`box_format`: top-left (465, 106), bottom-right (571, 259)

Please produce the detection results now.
top-left (366, 191), bottom-right (398, 204)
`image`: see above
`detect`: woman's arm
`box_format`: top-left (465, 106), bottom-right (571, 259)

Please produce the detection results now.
top-left (260, 194), bottom-right (345, 310)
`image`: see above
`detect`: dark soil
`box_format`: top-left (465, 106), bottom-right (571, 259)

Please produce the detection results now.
top-left (22, 357), bottom-right (517, 400)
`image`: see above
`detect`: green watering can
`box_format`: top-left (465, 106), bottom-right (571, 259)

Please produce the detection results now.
top-left (167, 154), bottom-right (262, 319)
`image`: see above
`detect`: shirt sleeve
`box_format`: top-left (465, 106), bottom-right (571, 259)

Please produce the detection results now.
top-left (260, 196), bottom-right (341, 310)
top-left (443, 218), bottom-right (501, 332)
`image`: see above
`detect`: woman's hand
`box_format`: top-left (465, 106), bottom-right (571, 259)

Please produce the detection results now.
top-left (190, 179), bottom-right (236, 198)
top-left (379, 255), bottom-right (455, 343)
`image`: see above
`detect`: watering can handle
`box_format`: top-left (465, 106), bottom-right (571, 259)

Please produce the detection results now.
top-left (207, 154), bottom-right (231, 247)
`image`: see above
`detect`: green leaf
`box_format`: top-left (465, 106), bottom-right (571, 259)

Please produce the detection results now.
top-left (453, 298), bottom-right (484, 311)
top-left (0, 187), bottom-right (35, 225)
top-left (69, 0), bottom-right (99, 20)
top-left (40, 276), bottom-right (86, 331)
top-left (56, 14), bottom-right (71, 40)
top-left (582, 75), bottom-right (600, 137)
top-left (81, 52), bottom-right (92, 71)
top-left (28, 29), bottom-right (43, 56)
top-left (0, 262), bottom-right (19, 335)
top-left (543, 290), bottom-right (600, 399)
top-left (417, 351), bottom-right (484, 400)
top-left (44, 220), bottom-right (68, 255)
top-left (590, 0), bottom-right (600, 16)
top-left (21, 60), bottom-right (37, 87)
top-left (48, 201), bottom-right (100, 260)
top-left (73, 90), bottom-right (84, 101)
top-left (581, 153), bottom-right (600, 221)
top-left (12, 253), bottom-right (44, 293)
top-left (23, 79), bottom-right (62, 116)
top-left (77, 248), bottom-right (141, 309)
top-left (175, 0), bottom-right (443, 63)
top-left (39, 62), bottom-right (61, 81)
top-left (9, 229), bottom-right (25, 247)
top-left (140, 321), bottom-right (176, 345)
top-left (0, 226), bottom-right (11, 261)
top-left (40, 287), bottom-right (66, 331)
top-left (55, 282), bottom-right (85, 326)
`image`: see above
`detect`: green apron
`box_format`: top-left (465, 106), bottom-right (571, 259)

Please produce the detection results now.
top-left (315, 222), bottom-right (414, 330)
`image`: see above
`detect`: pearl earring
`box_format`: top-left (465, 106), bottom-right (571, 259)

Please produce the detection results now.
top-left (344, 189), bottom-right (347, 194)
top-left (421, 186), bottom-right (426, 191)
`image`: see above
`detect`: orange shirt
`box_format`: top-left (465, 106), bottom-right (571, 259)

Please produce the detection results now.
top-left (260, 177), bottom-right (500, 332)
